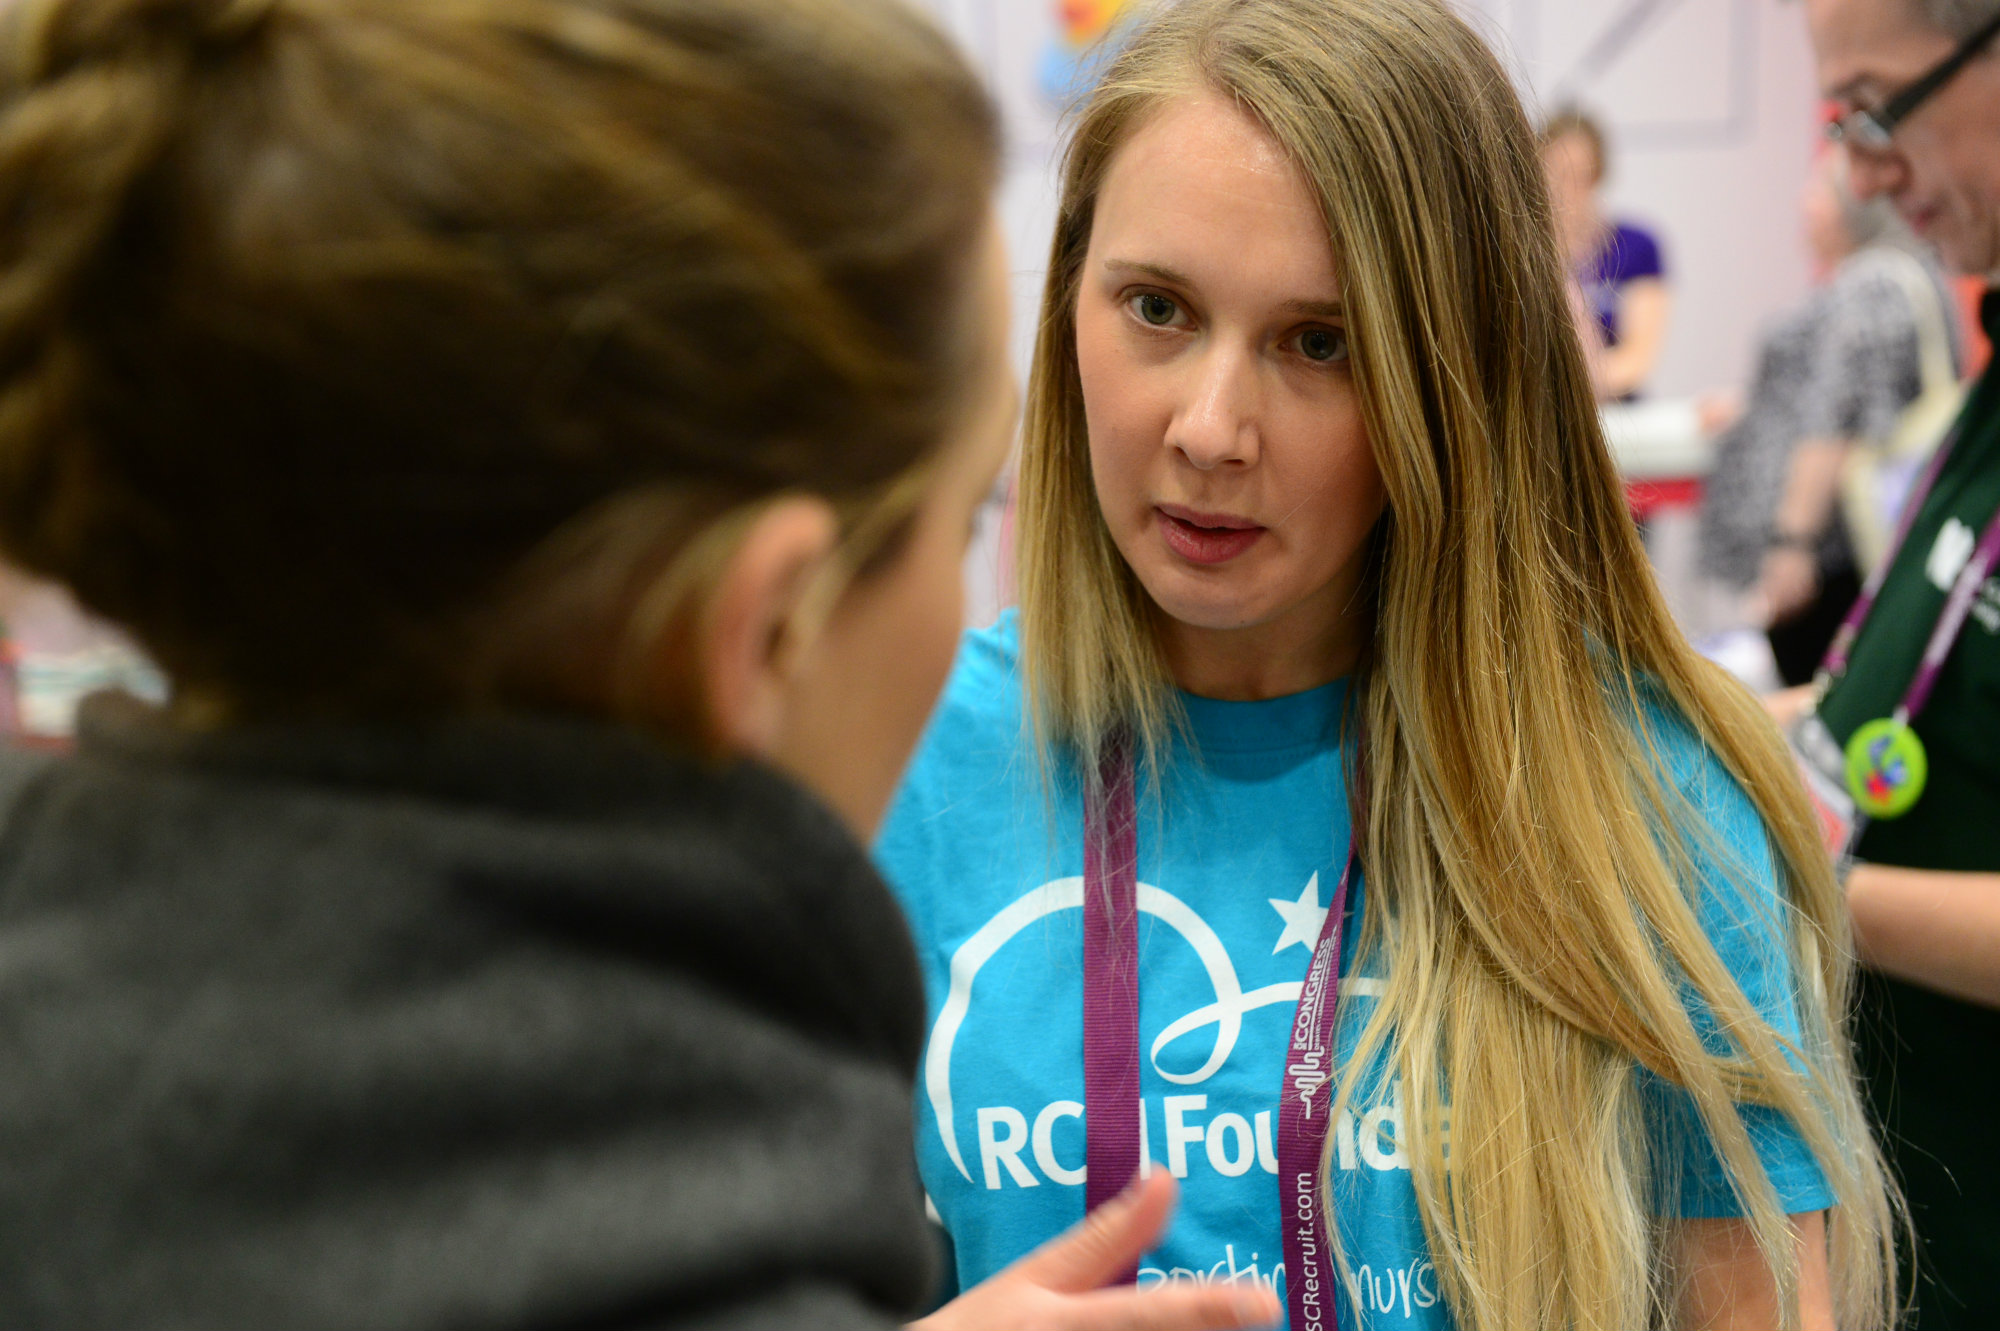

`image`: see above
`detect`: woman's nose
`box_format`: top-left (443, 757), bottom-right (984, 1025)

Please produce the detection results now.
top-left (1167, 344), bottom-right (1259, 470)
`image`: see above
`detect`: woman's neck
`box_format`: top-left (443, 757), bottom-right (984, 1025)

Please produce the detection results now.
top-left (1158, 602), bottom-right (1366, 702)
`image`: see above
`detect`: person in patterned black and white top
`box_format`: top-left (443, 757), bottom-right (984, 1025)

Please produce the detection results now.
top-left (1698, 148), bottom-right (1962, 684)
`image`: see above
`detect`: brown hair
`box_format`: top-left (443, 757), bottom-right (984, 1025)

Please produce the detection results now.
top-left (0, 0), bottom-right (998, 730)
top-left (1540, 103), bottom-right (1608, 185)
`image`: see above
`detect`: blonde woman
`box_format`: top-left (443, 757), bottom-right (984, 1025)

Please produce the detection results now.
top-left (880, 2), bottom-right (1897, 1330)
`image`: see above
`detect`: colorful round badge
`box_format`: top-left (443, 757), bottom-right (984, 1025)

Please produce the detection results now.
top-left (1843, 718), bottom-right (1929, 820)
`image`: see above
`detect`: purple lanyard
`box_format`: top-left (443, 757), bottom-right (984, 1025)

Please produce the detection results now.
top-left (1082, 741), bottom-right (1142, 1232)
top-left (1817, 428), bottom-right (2000, 725)
top-left (1083, 742), bottom-right (1357, 1331)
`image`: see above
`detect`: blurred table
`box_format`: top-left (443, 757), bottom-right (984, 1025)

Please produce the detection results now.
top-left (1601, 398), bottom-right (1712, 518)
top-left (1600, 398), bottom-right (1722, 644)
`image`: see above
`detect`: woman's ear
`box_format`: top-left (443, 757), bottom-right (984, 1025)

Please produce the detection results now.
top-left (699, 496), bottom-right (839, 756)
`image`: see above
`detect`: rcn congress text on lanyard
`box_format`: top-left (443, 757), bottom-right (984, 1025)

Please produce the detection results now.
top-left (1081, 739), bottom-right (1360, 1331)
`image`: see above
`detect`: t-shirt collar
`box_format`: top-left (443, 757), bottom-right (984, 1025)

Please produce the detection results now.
top-left (1174, 675), bottom-right (1351, 754)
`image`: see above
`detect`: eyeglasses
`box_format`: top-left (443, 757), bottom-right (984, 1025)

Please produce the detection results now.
top-left (1825, 8), bottom-right (2000, 151)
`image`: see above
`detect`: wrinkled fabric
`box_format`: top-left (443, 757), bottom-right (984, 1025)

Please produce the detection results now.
top-left (0, 695), bottom-right (936, 1330)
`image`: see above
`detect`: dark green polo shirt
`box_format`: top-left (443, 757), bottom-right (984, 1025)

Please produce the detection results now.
top-left (1818, 291), bottom-right (2000, 874)
top-left (1814, 290), bottom-right (2000, 1328)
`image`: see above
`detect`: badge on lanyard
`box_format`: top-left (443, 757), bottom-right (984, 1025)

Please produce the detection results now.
top-left (1799, 423), bottom-right (1995, 832)
top-left (1832, 506), bottom-right (1998, 825)
top-left (1844, 717), bottom-right (1929, 819)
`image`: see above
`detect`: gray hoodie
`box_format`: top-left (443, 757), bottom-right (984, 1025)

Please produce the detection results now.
top-left (0, 694), bottom-right (936, 1329)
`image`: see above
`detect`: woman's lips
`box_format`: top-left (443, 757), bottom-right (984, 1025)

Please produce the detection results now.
top-left (1155, 505), bottom-right (1265, 565)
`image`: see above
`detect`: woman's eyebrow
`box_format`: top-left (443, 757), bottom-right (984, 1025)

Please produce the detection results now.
top-left (1282, 296), bottom-right (1345, 318)
top-left (1104, 258), bottom-right (1195, 286)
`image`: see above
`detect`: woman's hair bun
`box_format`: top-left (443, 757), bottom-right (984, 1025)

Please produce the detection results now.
top-left (0, 0), bottom-right (275, 358)
top-left (17, 0), bottom-right (275, 77)
top-left (0, 0), bottom-right (999, 715)
top-left (0, 2), bottom-right (279, 626)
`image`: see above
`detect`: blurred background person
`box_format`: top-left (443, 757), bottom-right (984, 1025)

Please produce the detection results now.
top-left (1541, 105), bottom-right (1672, 402)
top-left (1698, 147), bottom-right (1962, 686)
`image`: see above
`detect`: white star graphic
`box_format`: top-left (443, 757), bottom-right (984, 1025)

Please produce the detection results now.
top-left (1268, 872), bottom-right (1326, 955)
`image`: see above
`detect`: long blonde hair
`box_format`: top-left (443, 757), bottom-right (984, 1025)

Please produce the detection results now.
top-left (1016, 2), bottom-right (1897, 1327)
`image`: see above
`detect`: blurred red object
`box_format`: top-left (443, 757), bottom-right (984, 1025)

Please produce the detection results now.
top-left (1626, 477), bottom-right (1703, 521)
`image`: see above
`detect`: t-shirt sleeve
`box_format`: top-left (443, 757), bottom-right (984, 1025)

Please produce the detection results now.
top-left (873, 707), bottom-right (956, 956)
top-left (1636, 705), bottom-right (1836, 1219)
top-left (1610, 223), bottom-right (1666, 285)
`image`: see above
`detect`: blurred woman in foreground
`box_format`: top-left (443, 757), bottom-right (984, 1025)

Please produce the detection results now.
top-left (0, 0), bottom-right (1030, 1325)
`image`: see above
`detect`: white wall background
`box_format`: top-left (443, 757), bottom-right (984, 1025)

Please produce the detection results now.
top-left (1469, 0), bottom-right (1824, 399)
top-left (920, 0), bottom-right (1828, 623)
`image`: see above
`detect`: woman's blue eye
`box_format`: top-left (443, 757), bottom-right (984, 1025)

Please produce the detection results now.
top-left (1136, 293), bottom-right (1179, 326)
top-left (1298, 327), bottom-right (1348, 362)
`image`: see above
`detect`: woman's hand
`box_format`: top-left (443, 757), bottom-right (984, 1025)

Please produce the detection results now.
top-left (1696, 391), bottom-right (1743, 437)
top-left (912, 1171), bottom-right (1281, 1331)
top-left (1753, 437), bottom-right (1852, 629)
top-left (1761, 685), bottom-right (1817, 731)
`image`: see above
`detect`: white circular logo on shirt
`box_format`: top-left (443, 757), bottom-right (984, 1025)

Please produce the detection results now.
top-left (926, 877), bottom-right (1353, 1182)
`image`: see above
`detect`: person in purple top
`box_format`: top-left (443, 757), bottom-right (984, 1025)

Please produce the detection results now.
top-left (1542, 106), bottom-right (1673, 400)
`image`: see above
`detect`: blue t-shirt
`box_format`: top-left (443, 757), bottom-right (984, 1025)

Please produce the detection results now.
top-left (875, 612), bottom-right (1832, 1327)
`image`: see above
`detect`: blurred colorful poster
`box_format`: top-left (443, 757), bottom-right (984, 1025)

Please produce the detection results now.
top-left (1038, 0), bottom-right (1133, 106)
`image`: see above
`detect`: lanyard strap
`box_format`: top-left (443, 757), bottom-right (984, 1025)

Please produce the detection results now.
top-left (1821, 428), bottom-right (1959, 678)
top-left (1082, 741), bottom-right (1356, 1331)
top-left (1277, 845), bottom-right (1356, 1331)
top-left (1899, 511), bottom-right (2000, 723)
top-left (1815, 426), bottom-right (2000, 726)
top-left (1083, 740), bottom-right (1141, 1232)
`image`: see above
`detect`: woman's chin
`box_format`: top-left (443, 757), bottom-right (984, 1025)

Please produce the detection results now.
top-left (1132, 567), bottom-right (1277, 635)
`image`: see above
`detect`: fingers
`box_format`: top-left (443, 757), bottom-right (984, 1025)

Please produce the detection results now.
top-left (1064, 1281), bottom-right (1283, 1331)
top-left (1761, 684), bottom-right (1814, 727)
top-left (923, 1171), bottom-right (1285, 1331)
top-left (1009, 1168), bottom-right (1180, 1293)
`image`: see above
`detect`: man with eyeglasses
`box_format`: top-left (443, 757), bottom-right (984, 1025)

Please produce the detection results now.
top-left (1804, 1), bottom-right (2000, 1325)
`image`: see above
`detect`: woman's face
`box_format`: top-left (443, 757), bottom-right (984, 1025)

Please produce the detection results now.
top-left (1540, 130), bottom-right (1601, 265)
top-left (1074, 91), bottom-right (1383, 679)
